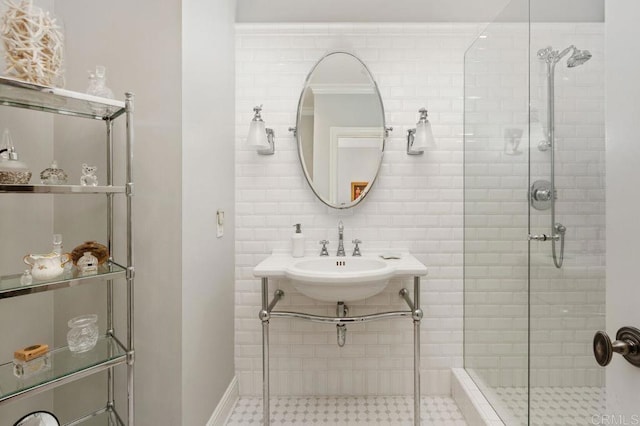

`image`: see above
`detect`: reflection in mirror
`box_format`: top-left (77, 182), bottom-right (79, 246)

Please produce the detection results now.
top-left (14, 411), bottom-right (60, 426)
top-left (296, 52), bottom-right (385, 209)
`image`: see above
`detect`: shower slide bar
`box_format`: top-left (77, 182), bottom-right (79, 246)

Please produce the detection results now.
top-left (259, 276), bottom-right (423, 426)
top-left (533, 45), bottom-right (591, 269)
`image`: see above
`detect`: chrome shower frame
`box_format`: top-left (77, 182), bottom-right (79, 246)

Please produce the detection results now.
top-left (535, 45), bottom-right (590, 268)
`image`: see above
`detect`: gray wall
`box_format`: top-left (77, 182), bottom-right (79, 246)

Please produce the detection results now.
top-left (0, 2), bottom-right (56, 420)
top-left (49, 0), bottom-right (237, 424)
top-left (236, 0), bottom-right (603, 22)
top-left (0, 110), bottom-right (55, 423)
top-left (182, 0), bottom-right (236, 424)
top-left (52, 0), bottom-right (183, 424)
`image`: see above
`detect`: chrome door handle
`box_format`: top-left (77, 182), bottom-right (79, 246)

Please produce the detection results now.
top-left (593, 327), bottom-right (640, 368)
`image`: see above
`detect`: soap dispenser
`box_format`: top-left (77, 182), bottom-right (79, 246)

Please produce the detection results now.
top-left (292, 224), bottom-right (305, 258)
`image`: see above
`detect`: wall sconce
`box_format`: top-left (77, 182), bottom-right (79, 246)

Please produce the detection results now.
top-left (247, 105), bottom-right (275, 155)
top-left (407, 108), bottom-right (435, 155)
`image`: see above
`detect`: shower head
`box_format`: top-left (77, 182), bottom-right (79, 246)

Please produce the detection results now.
top-left (537, 46), bottom-right (553, 60)
top-left (538, 45), bottom-right (593, 68)
top-left (566, 49), bottom-right (592, 67)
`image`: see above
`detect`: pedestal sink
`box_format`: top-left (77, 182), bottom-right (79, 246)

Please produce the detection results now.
top-left (253, 251), bottom-right (427, 303)
top-left (284, 256), bottom-right (395, 302)
top-left (253, 250), bottom-right (428, 426)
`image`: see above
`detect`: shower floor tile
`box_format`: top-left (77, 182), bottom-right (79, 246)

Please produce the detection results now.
top-left (494, 386), bottom-right (605, 426)
top-left (226, 395), bottom-right (467, 425)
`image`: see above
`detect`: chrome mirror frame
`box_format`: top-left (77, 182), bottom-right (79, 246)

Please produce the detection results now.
top-left (295, 51), bottom-right (387, 209)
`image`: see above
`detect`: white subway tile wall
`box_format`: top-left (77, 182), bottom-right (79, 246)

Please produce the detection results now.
top-left (235, 23), bottom-right (483, 397)
top-left (234, 21), bottom-right (604, 399)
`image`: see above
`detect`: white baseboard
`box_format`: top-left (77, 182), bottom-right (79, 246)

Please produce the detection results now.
top-left (206, 376), bottom-right (239, 426)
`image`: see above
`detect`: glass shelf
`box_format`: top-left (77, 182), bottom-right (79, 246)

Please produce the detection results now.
top-left (67, 407), bottom-right (124, 426)
top-left (0, 76), bottom-right (125, 120)
top-left (0, 184), bottom-right (126, 194)
top-left (0, 336), bottom-right (127, 406)
top-left (0, 262), bottom-right (126, 299)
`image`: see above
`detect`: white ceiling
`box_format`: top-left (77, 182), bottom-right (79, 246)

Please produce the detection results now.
top-left (236, 0), bottom-right (604, 23)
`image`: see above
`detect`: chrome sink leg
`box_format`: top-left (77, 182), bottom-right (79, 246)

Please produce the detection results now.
top-left (260, 284), bottom-right (284, 426)
top-left (401, 279), bottom-right (423, 425)
top-left (413, 277), bottom-right (422, 426)
top-left (260, 278), bottom-right (270, 426)
top-left (337, 302), bottom-right (348, 347)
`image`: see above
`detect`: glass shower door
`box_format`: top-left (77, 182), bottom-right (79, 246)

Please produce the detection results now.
top-left (527, 3), bottom-right (606, 424)
top-left (464, 1), bottom-right (606, 424)
top-left (463, 0), bottom-right (531, 423)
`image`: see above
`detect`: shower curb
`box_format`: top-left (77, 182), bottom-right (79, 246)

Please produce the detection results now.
top-left (451, 368), bottom-right (505, 426)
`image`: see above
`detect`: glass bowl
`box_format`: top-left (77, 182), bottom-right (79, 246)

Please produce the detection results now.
top-left (67, 314), bottom-right (99, 353)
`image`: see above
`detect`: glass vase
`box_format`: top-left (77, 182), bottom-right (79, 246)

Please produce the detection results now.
top-left (1, 0), bottom-right (65, 86)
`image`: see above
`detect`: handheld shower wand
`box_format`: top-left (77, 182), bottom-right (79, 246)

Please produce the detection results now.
top-left (534, 45), bottom-right (591, 268)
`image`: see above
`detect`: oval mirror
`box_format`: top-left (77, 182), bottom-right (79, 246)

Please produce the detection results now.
top-left (14, 411), bottom-right (60, 426)
top-left (296, 52), bottom-right (386, 209)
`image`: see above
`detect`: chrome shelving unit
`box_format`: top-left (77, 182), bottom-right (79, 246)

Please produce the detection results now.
top-left (66, 407), bottom-right (125, 426)
top-left (0, 262), bottom-right (127, 299)
top-left (0, 76), bottom-right (135, 425)
top-left (0, 184), bottom-right (126, 194)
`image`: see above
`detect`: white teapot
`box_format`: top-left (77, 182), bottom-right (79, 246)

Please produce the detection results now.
top-left (23, 252), bottom-right (71, 281)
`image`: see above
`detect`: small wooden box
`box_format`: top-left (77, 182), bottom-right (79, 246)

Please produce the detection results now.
top-left (14, 343), bottom-right (49, 362)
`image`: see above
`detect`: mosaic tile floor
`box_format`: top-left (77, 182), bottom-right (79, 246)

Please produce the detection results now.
top-left (226, 395), bottom-right (467, 425)
top-left (494, 386), bottom-right (606, 426)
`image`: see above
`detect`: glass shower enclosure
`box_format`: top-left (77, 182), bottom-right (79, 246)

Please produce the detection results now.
top-left (463, 0), bottom-right (605, 424)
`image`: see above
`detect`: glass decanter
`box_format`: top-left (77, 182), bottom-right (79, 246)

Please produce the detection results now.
top-left (86, 65), bottom-right (114, 115)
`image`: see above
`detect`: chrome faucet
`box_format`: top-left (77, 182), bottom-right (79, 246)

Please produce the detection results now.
top-left (319, 240), bottom-right (329, 256)
top-left (352, 239), bottom-right (362, 256)
top-left (336, 221), bottom-right (345, 256)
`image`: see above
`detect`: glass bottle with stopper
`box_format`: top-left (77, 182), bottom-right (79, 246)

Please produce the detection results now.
top-left (86, 65), bottom-right (114, 116)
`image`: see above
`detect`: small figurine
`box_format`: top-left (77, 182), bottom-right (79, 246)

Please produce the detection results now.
top-left (80, 163), bottom-right (98, 186)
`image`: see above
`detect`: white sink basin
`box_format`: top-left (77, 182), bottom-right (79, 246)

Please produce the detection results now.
top-left (285, 256), bottom-right (395, 302)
